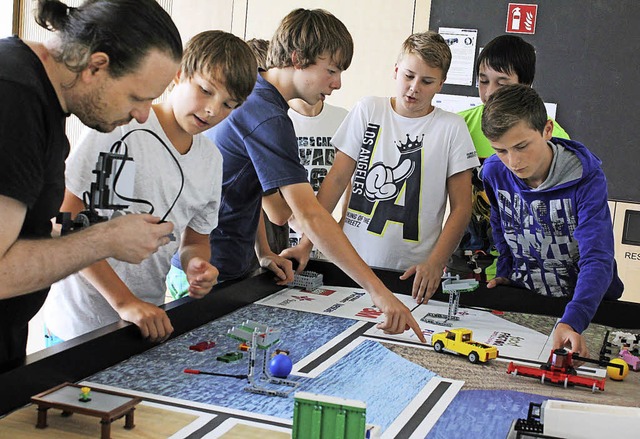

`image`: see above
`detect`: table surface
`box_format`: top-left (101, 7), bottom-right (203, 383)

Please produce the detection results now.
top-left (1, 260), bottom-right (638, 438)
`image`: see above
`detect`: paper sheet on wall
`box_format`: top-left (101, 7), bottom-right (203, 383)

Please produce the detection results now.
top-left (437, 27), bottom-right (478, 86)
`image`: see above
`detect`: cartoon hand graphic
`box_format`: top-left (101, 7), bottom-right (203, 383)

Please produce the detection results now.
top-left (365, 159), bottom-right (414, 201)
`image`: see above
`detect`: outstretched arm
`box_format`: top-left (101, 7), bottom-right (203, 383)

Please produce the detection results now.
top-left (0, 193), bottom-right (174, 300)
top-left (280, 151), bottom-right (356, 270)
top-left (280, 182), bottom-right (426, 343)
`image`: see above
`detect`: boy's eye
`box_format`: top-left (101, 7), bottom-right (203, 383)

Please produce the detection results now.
top-left (200, 86), bottom-right (211, 95)
top-left (405, 74), bottom-right (414, 80)
top-left (478, 79), bottom-right (489, 85)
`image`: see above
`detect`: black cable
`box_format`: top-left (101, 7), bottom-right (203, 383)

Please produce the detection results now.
top-left (109, 128), bottom-right (185, 222)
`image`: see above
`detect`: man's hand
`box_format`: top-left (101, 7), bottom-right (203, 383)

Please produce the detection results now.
top-left (399, 260), bottom-right (444, 304)
top-left (553, 322), bottom-right (588, 358)
top-left (279, 241), bottom-right (313, 273)
top-left (258, 252), bottom-right (294, 285)
top-left (487, 276), bottom-right (511, 289)
top-left (102, 214), bottom-right (174, 263)
top-left (115, 297), bottom-right (173, 343)
top-left (372, 291), bottom-right (427, 343)
top-left (185, 257), bottom-right (218, 298)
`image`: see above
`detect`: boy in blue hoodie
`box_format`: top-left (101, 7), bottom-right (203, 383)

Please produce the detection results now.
top-left (480, 84), bottom-right (623, 357)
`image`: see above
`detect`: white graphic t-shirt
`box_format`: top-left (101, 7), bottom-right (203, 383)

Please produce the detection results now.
top-left (331, 96), bottom-right (478, 270)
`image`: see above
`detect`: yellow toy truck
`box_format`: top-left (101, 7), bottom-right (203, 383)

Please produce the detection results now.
top-left (431, 328), bottom-right (498, 363)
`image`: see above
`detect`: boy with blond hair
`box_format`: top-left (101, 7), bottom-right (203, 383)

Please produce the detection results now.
top-left (296, 31), bottom-right (479, 304)
top-left (43, 31), bottom-right (257, 344)
top-left (168, 9), bottom-right (426, 342)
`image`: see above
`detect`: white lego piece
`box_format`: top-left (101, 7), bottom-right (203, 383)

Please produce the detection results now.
top-left (541, 400), bottom-right (640, 439)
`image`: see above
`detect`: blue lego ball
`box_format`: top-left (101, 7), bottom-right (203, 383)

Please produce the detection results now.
top-left (269, 353), bottom-right (293, 378)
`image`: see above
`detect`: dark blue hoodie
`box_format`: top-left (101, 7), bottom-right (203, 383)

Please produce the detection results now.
top-left (482, 138), bottom-right (623, 333)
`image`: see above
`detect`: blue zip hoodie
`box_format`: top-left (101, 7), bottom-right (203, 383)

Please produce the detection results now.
top-left (482, 138), bottom-right (623, 333)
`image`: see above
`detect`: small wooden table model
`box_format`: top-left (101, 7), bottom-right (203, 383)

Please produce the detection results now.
top-left (31, 382), bottom-right (142, 439)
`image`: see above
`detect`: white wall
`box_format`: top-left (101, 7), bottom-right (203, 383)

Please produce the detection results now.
top-left (172, 0), bottom-right (431, 111)
top-left (0, 0), bottom-right (13, 37)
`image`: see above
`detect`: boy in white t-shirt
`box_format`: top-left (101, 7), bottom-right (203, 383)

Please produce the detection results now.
top-left (293, 31), bottom-right (479, 304)
top-left (42, 31), bottom-right (258, 344)
top-left (286, 99), bottom-right (348, 256)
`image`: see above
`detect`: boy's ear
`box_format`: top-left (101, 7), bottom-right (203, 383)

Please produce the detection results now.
top-left (291, 51), bottom-right (302, 69)
top-left (543, 119), bottom-right (554, 140)
top-left (173, 68), bottom-right (183, 83)
top-left (393, 63), bottom-right (399, 79)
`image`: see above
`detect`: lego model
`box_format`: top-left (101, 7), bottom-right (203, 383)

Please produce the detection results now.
top-left (78, 386), bottom-right (91, 402)
top-left (421, 274), bottom-right (479, 326)
top-left (292, 392), bottom-right (380, 439)
top-left (268, 353), bottom-right (293, 378)
top-left (506, 348), bottom-right (606, 392)
top-left (607, 358), bottom-right (629, 380)
top-left (610, 331), bottom-right (640, 353)
top-left (288, 271), bottom-right (323, 291)
top-left (216, 352), bottom-right (243, 363)
top-left (226, 320), bottom-right (299, 397)
top-left (510, 400), bottom-right (640, 439)
top-left (189, 341), bottom-right (216, 352)
top-left (431, 328), bottom-right (498, 363)
top-left (618, 347), bottom-right (640, 371)
top-left (31, 382), bottom-right (141, 439)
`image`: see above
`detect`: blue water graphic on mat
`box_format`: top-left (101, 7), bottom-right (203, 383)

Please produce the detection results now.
top-left (428, 389), bottom-right (562, 439)
top-left (89, 304), bottom-right (438, 431)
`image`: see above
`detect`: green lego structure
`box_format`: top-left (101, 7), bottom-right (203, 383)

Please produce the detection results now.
top-left (292, 392), bottom-right (366, 439)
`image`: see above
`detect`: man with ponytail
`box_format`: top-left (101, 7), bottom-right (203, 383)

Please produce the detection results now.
top-left (0, 0), bottom-right (182, 371)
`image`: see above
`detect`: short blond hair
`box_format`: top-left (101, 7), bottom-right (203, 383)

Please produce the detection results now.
top-left (267, 8), bottom-right (353, 71)
top-left (182, 31), bottom-right (257, 104)
top-left (398, 31), bottom-right (451, 79)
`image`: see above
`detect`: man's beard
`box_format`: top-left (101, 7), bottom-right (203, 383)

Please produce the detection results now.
top-left (70, 85), bottom-right (130, 133)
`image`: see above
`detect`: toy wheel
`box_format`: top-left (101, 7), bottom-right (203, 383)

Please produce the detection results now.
top-left (434, 341), bottom-right (444, 353)
top-left (468, 351), bottom-right (479, 364)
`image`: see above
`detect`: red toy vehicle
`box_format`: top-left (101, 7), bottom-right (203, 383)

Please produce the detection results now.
top-left (189, 341), bottom-right (216, 352)
top-left (506, 348), bottom-right (606, 392)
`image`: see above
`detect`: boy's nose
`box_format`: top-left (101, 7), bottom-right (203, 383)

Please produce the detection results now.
top-left (332, 73), bottom-right (342, 90)
top-left (206, 100), bottom-right (221, 117)
top-left (485, 83), bottom-right (499, 99)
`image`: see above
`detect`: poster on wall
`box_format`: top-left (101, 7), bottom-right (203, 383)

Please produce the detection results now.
top-left (437, 27), bottom-right (478, 86)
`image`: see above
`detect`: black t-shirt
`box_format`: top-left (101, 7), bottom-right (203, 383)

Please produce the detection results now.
top-left (0, 36), bottom-right (69, 370)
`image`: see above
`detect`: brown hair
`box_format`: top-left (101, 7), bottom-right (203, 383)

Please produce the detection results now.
top-left (267, 8), bottom-right (353, 71)
top-left (245, 38), bottom-right (269, 71)
top-left (182, 31), bottom-right (257, 104)
top-left (398, 31), bottom-right (451, 79)
top-left (482, 84), bottom-right (548, 141)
